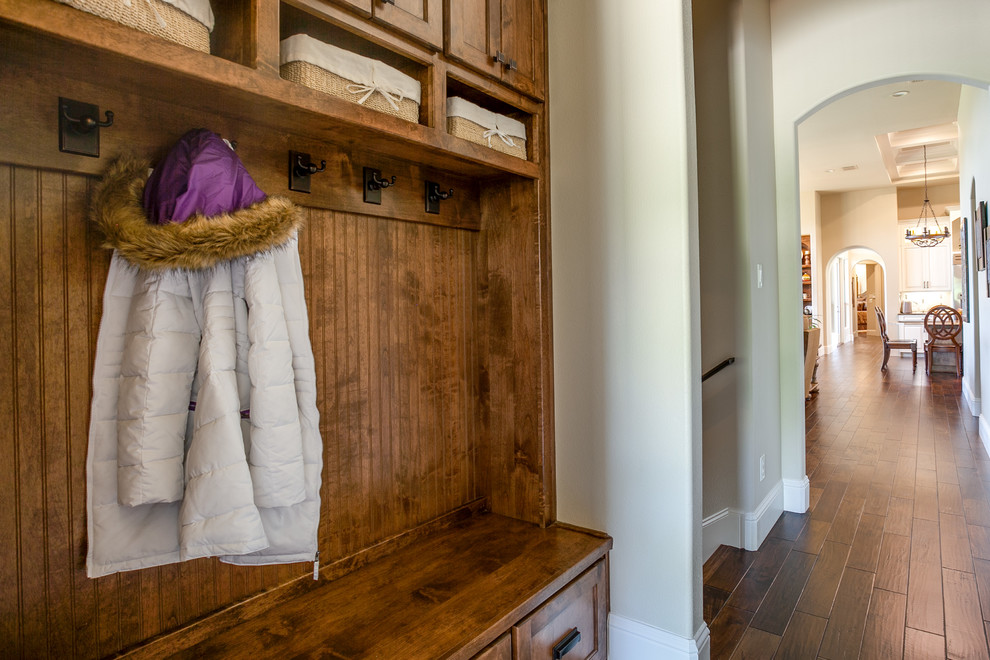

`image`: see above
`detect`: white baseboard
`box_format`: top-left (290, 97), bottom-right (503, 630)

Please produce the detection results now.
top-left (964, 378), bottom-right (982, 417)
top-left (609, 614), bottom-right (710, 660)
top-left (703, 481), bottom-right (786, 556)
top-left (702, 508), bottom-right (740, 562)
top-left (980, 414), bottom-right (990, 460)
top-left (783, 476), bottom-right (810, 513)
top-left (743, 481), bottom-right (783, 551)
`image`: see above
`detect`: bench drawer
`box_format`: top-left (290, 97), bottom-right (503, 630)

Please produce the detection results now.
top-left (473, 633), bottom-right (512, 660)
top-left (512, 560), bottom-right (608, 659)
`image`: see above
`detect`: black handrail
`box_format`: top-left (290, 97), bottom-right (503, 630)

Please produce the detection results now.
top-left (702, 357), bottom-right (735, 382)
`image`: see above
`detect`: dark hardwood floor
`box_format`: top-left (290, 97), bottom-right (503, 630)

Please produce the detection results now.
top-left (704, 334), bottom-right (990, 659)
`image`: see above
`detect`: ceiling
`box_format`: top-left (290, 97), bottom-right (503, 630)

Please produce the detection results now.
top-left (798, 79), bottom-right (963, 194)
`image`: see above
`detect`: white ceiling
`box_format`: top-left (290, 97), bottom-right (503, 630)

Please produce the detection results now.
top-left (798, 79), bottom-right (962, 194)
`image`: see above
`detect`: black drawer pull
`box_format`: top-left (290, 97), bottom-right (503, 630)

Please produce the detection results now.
top-left (552, 628), bottom-right (581, 659)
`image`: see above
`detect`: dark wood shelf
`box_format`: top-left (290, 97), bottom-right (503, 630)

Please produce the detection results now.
top-left (121, 513), bottom-right (612, 660)
top-left (0, 0), bottom-right (540, 180)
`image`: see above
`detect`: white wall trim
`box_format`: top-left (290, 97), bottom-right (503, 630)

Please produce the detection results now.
top-left (964, 377), bottom-right (982, 417)
top-left (609, 614), bottom-right (711, 660)
top-left (703, 481), bottom-right (789, 557)
top-left (980, 414), bottom-right (990, 460)
top-left (783, 476), bottom-right (810, 513)
top-left (743, 481), bottom-right (783, 551)
top-left (702, 508), bottom-right (741, 562)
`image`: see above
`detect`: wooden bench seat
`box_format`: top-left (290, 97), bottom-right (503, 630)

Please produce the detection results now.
top-left (121, 513), bottom-right (612, 659)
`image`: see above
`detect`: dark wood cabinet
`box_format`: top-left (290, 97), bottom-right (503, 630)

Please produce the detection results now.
top-left (375, 0), bottom-right (443, 49)
top-left (320, 0), bottom-right (443, 48)
top-left (0, 1), bottom-right (596, 658)
top-left (446, 0), bottom-right (545, 99)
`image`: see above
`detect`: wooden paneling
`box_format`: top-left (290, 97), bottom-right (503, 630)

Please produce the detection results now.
top-left (477, 178), bottom-right (553, 525)
top-left (309, 208), bottom-right (481, 555)
top-left (0, 0), bottom-right (559, 654)
top-left (0, 166), bottom-right (490, 657)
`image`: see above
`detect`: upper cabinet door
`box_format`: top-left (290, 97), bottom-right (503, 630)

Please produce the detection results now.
top-left (446, 0), bottom-right (501, 78)
top-left (326, 0), bottom-right (374, 16)
top-left (446, 0), bottom-right (545, 99)
top-left (498, 0), bottom-right (544, 98)
top-left (374, 0), bottom-right (443, 49)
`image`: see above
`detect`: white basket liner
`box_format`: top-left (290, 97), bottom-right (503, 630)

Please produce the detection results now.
top-left (280, 33), bottom-right (421, 106)
top-left (446, 96), bottom-right (526, 141)
top-left (162, 0), bottom-right (214, 31)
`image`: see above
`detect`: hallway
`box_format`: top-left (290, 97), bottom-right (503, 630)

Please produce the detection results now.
top-left (704, 335), bottom-right (990, 658)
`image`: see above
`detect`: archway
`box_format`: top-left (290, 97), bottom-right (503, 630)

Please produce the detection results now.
top-left (778, 80), bottom-right (987, 516)
top-left (823, 248), bottom-right (888, 353)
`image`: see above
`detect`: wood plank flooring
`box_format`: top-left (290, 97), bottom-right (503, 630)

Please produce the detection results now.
top-left (704, 335), bottom-right (990, 659)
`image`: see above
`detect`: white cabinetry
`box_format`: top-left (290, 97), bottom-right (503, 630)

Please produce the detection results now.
top-left (898, 321), bottom-right (926, 355)
top-left (900, 234), bottom-right (952, 292)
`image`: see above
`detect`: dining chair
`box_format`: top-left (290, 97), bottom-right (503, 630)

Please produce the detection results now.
top-left (875, 306), bottom-right (916, 373)
top-left (923, 304), bottom-right (962, 377)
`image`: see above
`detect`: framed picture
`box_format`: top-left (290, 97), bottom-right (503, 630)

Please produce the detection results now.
top-left (977, 206), bottom-right (986, 272)
top-left (961, 218), bottom-right (970, 321)
top-left (985, 236), bottom-right (990, 296)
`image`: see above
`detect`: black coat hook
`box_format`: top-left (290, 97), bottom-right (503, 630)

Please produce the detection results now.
top-left (58, 97), bottom-right (115, 158)
top-left (425, 181), bottom-right (454, 214)
top-left (294, 153), bottom-right (327, 176)
top-left (62, 104), bottom-right (114, 133)
top-left (364, 167), bottom-right (396, 205)
top-left (289, 151), bottom-right (325, 194)
top-left (367, 171), bottom-right (397, 191)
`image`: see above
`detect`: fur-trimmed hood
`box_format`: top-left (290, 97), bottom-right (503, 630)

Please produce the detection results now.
top-left (92, 158), bottom-right (304, 271)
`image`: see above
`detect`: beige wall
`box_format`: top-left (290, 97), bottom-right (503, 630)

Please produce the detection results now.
top-left (549, 0), bottom-right (704, 651)
top-left (958, 86), bottom-right (990, 419)
top-left (897, 181), bottom-right (960, 220)
top-left (695, 0), bottom-right (740, 533)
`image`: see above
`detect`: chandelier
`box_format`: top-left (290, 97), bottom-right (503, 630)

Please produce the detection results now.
top-left (905, 144), bottom-right (950, 247)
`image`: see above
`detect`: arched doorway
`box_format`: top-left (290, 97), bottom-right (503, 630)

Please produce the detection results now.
top-left (823, 248), bottom-right (887, 353)
top-left (766, 0), bottom-right (990, 518)
top-left (780, 82), bottom-right (985, 515)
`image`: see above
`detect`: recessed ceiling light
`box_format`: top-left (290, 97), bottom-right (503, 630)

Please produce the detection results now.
top-left (825, 168), bottom-right (836, 173)
top-left (892, 90), bottom-right (910, 97)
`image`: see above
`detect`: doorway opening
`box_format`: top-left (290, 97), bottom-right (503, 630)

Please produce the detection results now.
top-left (822, 248), bottom-right (887, 354)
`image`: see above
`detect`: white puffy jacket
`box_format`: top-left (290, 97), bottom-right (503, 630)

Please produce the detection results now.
top-left (86, 160), bottom-right (322, 578)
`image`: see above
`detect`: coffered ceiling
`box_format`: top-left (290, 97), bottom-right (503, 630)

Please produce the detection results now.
top-left (798, 79), bottom-right (962, 194)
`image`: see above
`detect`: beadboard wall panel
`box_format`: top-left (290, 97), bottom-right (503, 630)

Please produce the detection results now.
top-left (0, 165), bottom-right (480, 658)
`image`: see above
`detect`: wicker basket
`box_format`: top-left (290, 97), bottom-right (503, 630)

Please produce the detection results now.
top-left (446, 97), bottom-right (527, 160)
top-left (280, 34), bottom-right (421, 124)
top-left (280, 61), bottom-right (419, 123)
top-left (54, 0), bottom-right (212, 53)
